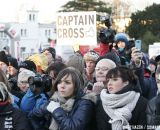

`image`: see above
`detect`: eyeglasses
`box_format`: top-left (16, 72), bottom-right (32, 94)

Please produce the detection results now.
top-left (95, 67), bottom-right (109, 71)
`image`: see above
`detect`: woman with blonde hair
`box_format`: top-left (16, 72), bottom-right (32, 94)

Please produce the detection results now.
top-left (0, 82), bottom-right (32, 130)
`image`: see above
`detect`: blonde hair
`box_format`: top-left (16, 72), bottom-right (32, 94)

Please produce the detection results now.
top-left (0, 69), bottom-right (11, 91)
top-left (0, 82), bottom-right (13, 102)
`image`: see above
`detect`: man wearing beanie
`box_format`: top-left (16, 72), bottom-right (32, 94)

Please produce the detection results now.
top-left (0, 51), bottom-right (9, 74)
top-left (42, 47), bottom-right (56, 65)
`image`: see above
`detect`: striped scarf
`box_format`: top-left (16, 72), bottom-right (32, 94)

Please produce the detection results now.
top-left (100, 89), bottom-right (140, 130)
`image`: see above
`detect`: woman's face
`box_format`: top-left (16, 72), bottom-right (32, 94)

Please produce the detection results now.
top-left (107, 77), bottom-right (128, 94)
top-left (57, 74), bottom-right (74, 98)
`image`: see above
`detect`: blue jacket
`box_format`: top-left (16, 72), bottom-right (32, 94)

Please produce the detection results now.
top-left (20, 88), bottom-right (49, 130)
top-left (24, 89), bottom-right (97, 130)
top-left (51, 97), bottom-right (96, 130)
top-left (20, 88), bottom-right (48, 113)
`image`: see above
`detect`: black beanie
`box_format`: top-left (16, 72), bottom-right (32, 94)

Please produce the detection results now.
top-left (8, 57), bottom-right (18, 70)
top-left (42, 47), bottom-right (56, 59)
top-left (19, 60), bottom-right (36, 72)
top-left (0, 51), bottom-right (9, 66)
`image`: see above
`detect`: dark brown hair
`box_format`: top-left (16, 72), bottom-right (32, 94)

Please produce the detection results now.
top-left (106, 66), bottom-right (137, 85)
top-left (50, 67), bottom-right (84, 96)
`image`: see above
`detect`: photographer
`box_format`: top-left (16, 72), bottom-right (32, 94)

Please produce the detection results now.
top-left (98, 15), bottom-right (116, 56)
top-left (20, 74), bottom-right (51, 130)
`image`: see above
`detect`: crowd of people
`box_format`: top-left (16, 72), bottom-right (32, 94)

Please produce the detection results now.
top-left (0, 32), bottom-right (160, 130)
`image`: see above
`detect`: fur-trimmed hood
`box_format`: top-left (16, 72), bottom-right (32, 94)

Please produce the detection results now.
top-left (82, 92), bottom-right (97, 104)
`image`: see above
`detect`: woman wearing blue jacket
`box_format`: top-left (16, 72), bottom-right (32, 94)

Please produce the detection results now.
top-left (46, 67), bottom-right (97, 130)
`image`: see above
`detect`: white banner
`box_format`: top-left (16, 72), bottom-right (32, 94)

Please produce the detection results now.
top-left (149, 44), bottom-right (160, 58)
top-left (56, 11), bottom-right (97, 46)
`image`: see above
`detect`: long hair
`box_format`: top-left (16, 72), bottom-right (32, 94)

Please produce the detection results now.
top-left (0, 82), bottom-right (12, 102)
top-left (0, 69), bottom-right (11, 91)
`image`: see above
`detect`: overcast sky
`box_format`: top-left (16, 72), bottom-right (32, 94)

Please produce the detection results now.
top-left (0, 0), bottom-right (160, 23)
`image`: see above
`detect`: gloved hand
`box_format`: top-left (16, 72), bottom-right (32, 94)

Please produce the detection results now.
top-left (46, 100), bottom-right (60, 113)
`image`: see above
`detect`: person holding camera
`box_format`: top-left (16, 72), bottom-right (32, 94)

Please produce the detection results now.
top-left (20, 73), bottom-right (50, 130)
top-left (22, 67), bottom-right (97, 130)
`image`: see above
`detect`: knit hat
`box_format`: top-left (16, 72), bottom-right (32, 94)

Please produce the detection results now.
top-left (0, 51), bottom-right (9, 66)
top-left (18, 69), bottom-right (35, 84)
top-left (8, 57), bottom-right (18, 70)
top-left (42, 47), bottom-right (56, 59)
top-left (19, 60), bottom-right (36, 72)
top-left (84, 50), bottom-right (99, 62)
top-left (115, 33), bottom-right (129, 46)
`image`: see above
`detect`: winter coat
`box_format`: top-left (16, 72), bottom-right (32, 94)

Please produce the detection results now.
top-left (20, 88), bottom-right (49, 130)
top-left (26, 89), bottom-right (97, 130)
top-left (143, 76), bottom-right (157, 100)
top-left (96, 96), bottom-right (147, 130)
top-left (146, 93), bottom-right (160, 126)
top-left (20, 88), bottom-right (48, 112)
top-left (96, 81), bottom-right (147, 130)
top-left (50, 92), bottom-right (97, 130)
top-left (0, 103), bottom-right (31, 130)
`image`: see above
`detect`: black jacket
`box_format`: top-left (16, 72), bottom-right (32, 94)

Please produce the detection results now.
top-left (146, 93), bottom-right (160, 125)
top-left (0, 103), bottom-right (32, 130)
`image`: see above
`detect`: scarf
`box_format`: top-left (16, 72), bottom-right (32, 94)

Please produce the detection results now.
top-left (100, 89), bottom-right (140, 130)
top-left (49, 92), bottom-right (75, 130)
top-left (49, 91), bottom-right (97, 130)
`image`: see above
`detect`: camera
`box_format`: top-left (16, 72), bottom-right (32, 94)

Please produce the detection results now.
top-left (99, 15), bottom-right (116, 44)
top-left (28, 74), bottom-right (52, 92)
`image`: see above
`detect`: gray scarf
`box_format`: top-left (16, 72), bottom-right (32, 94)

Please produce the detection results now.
top-left (49, 92), bottom-right (75, 130)
top-left (100, 89), bottom-right (140, 130)
top-left (49, 91), bottom-right (97, 130)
